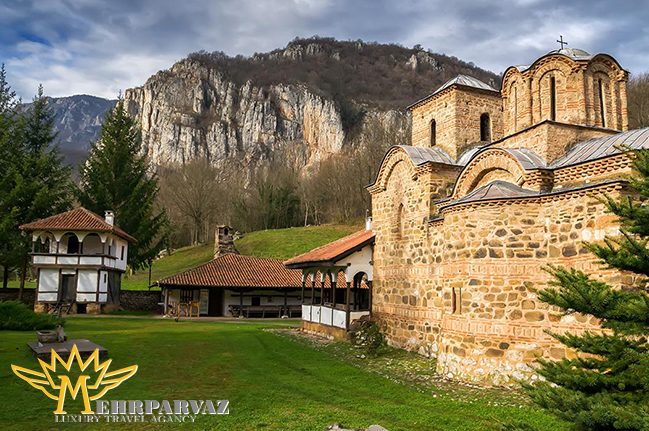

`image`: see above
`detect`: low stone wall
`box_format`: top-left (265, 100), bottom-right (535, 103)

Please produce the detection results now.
top-left (0, 288), bottom-right (36, 305)
top-left (301, 320), bottom-right (350, 342)
top-left (119, 290), bottom-right (161, 311)
top-left (0, 288), bottom-right (160, 313)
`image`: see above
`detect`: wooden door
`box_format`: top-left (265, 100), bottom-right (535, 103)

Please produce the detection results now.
top-left (60, 274), bottom-right (76, 302)
top-left (208, 289), bottom-right (223, 316)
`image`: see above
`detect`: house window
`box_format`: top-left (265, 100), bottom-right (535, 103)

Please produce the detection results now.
top-left (251, 296), bottom-right (261, 307)
top-left (452, 288), bottom-right (461, 314)
top-left (180, 289), bottom-right (194, 302)
top-left (104, 273), bottom-right (107, 283)
top-left (598, 79), bottom-right (606, 128)
top-left (480, 113), bottom-right (491, 142)
top-left (550, 77), bottom-right (557, 121)
top-left (430, 120), bottom-right (437, 146)
top-left (121, 246), bottom-right (125, 260)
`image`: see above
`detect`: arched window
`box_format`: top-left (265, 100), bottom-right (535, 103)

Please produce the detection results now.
top-left (480, 113), bottom-right (491, 142)
top-left (430, 120), bottom-right (436, 146)
top-left (66, 235), bottom-right (79, 254)
top-left (550, 76), bottom-right (557, 121)
top-left (598, 79), bottom-right (606, 128)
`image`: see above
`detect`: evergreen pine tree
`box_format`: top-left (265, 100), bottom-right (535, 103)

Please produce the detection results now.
top-left (514, 148), bottom-right (649, 431)
top-left (13, 85), bottom-right (73, 298)
top-left (78, 99), bottom-right (167, 270)
top-left (0, 64), bottom-right (22, 288)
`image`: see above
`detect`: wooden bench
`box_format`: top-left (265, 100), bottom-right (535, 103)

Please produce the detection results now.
top-left (286, 305), bottom-right (302, 317)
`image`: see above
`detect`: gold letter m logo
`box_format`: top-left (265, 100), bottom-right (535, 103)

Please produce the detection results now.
top-left (11, 344), bottom-right (137, 414)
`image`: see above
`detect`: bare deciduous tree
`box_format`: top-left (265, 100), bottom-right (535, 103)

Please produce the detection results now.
top-left (628, 72), bottom-right (649, 129)
top-left (158, 159), bottom-right (234, 245)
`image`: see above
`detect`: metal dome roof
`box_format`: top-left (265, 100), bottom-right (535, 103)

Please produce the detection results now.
top-left (546, 48), bottom-right (593, 60)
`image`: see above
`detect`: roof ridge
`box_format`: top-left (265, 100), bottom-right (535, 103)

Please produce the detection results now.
top-left (288, 228), bottom-right (368, 260)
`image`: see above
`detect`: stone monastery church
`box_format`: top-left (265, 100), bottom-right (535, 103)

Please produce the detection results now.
top-left (364, 46), bottom-right (644, 385)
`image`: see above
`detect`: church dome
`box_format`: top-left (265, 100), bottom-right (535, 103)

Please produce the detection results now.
top-left (546, 47), bottom-right (592, 60)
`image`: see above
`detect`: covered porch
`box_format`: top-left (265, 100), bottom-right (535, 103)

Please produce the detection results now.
top-left (160, 285), bottom-right (303, 318)
top-left (285, 224), bottom-right (375, 337)
top-left (157, 253), bottom-right (308, 318)
top-left (300, 270), bottom-right (371, 331)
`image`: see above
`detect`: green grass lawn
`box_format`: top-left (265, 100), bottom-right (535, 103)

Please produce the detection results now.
top-left (235, 224), bottom-right (361, 259)
top-left (4, 281), bottom-right (36, 289)
top-left (0, 318), bottom-right (566, 431)
top-left (122, 224), bottom-right (361, 290)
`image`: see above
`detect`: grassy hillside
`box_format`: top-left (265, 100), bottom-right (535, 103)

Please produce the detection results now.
top-left (121, 224), bottom-right (361, 290)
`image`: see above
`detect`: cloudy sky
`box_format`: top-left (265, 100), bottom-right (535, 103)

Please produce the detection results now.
top-left (2, 0), bottom-right (649, 100)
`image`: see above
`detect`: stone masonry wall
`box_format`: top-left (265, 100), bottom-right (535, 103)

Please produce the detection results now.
top-left (411, 88), bottom-right (504, 160)
top-left (370, 147), bottom-right (631, 386)
top-left (493, 121), bottom-right (616, 164)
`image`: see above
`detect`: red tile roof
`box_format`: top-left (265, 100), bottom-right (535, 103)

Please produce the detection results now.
top-left (19, 207), bottom-right (137, 243)
top-left (284, 229), bottom-right (374, 267)
top-left (158, 253), bottom-right (366, 289)
top-left (159, 254), bottom-right (301, 288)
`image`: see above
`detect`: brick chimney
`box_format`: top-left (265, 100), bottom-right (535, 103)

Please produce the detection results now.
top-left (214, 225), bottom-right (238, 258)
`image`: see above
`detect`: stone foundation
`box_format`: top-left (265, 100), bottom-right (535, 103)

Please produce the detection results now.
top-left (2, 288), bottom-right (160, 314)
top-left (301, 320), bottom-right (350, 342)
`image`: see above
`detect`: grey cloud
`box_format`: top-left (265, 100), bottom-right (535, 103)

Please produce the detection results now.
top-left (2, 0), bottom-right (649, 99)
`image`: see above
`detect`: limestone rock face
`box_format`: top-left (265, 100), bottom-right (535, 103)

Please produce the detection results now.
top-left (124, 59), bottom-right (407, 174)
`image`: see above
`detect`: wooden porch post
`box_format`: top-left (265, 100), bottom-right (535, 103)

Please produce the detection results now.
top-left (239, 290), bottom-right (243, 318)
top-left (354, 278), bottom-right (359, 311)
top-left (301, 280), bottom-right (305, 304)
top-left (345, 281), bottom-right (351, 329)
top-left (163, 287), bottom-right (169, 315)
top-left (283, 290), bottom-right (288, 317)
top-left (320, 275), bottom-right (325, 305)
top-left (311, 278), bottom-right (315, 304)
top-left (368, 281), bottom-right (373, 317)
top-left (332, 273), bottom-right (337, 308)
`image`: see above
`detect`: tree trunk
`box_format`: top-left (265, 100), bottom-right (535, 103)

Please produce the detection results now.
top-left (2, 266), bottom-right (8, 289)
top-left (17, 257), bottom-right (27, 301)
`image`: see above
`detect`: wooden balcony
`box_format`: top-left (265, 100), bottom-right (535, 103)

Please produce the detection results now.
top-left (30, 253), bottom-right (121, 270)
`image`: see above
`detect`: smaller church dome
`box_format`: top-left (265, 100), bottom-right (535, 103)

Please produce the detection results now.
top-left (547, 47), bottom-right (592, 60)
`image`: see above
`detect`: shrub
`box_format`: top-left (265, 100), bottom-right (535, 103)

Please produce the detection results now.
top-left (353, 320), bottom-right (386, 357)
top-left (0, 301), bottom-right (62, 331)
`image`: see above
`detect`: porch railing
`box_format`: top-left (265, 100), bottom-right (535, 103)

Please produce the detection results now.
top-left (301, 304), bottom-right (370, 330)
top-left (31, 253), bottom-right (120, 269)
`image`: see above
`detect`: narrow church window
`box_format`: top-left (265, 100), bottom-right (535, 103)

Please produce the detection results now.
top-left (430, 120), bottom-right (437, 146)
top-left (513, 86), bottom-right (518, 132)
top-left (550, 77), bottom-right (557, 121)
top-left (396, 203), bottom-right (405, 240)
top-left (452, 288), bottom-right (461, 314)
top-left (598, 79), bottom-right (606, 128)
top-left (480, 113), bottom-right (491, 142)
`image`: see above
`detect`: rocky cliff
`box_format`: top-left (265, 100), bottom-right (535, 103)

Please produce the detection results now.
top-left (123, 38), bottom-right (499, 174)
top-left (125, 60), bottom-right (360, 172)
